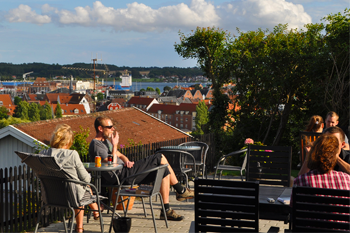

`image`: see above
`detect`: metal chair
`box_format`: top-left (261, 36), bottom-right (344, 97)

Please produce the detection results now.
top-left (246, 145), bottom-right (292, 187)
top-left (214, 149), bottom-right (248, 181)
top-left (178, 141), bottom-right (209, 178)
top-left (195, 178), bottom-right (259, 232)
top-left (292, 186), bottom-right (350, 232)
top-left (156, 149), bottom-right (196, 189)
top-left (15, 151), bottom-right (105, 233)
top-left (109, 164), bottom-right (169, 233)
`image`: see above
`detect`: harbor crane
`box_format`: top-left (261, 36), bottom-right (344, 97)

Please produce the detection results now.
top-left (23, 71), bottom-right (33, 81)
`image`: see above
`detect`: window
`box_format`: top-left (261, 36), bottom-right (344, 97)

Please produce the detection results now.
top-left (176, 111), bottom-right (179, 114)
top-left (185, 124), bottom-right (187, 128)
top-left (185, 118), bottom-right (188, 122)
top-left (176, 117), bottom-right (178, 121)
top-left (176, 124), bottom-right (178, 127)
top-left (165, 115), bottom-right (168, 120)
top-left (61, 109), bottom-right (64, 114)
top-left (74, 109), bottom-right (79, 114)
top-left (180, 124), bottom-right (183, 128)
top-left (0, 101), bottom-right (2, 105)
top-left (180, 118), bottom-right (183, 123)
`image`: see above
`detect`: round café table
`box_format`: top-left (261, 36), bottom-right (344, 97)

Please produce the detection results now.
top-left (83, 162), bottom-right (123, 193)
top-left (160, 145), bottom-right (201, 151)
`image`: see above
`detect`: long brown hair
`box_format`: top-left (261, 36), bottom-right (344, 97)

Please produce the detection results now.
top-left (307, 134), bottom-right (339, 173)
top-left (305, 115), bottom-right (323, 132)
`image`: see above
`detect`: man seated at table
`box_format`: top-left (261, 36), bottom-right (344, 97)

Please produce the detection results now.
top-left (298, 126), bottom-right (350, 176)
top-left (89, 116), bottom-right (194, 221)
top-left (293, 134), bottom-right (350, 191)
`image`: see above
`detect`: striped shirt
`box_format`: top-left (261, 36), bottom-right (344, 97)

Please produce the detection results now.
top-left (293, 170), bottom-right (350, 189)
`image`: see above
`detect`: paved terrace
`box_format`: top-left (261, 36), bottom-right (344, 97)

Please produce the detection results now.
top-left (36, 178), bottom-right (289, 233)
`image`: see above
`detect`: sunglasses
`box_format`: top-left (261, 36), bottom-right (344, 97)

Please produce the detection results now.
top-left (102, 125), bottom-right (114, 129)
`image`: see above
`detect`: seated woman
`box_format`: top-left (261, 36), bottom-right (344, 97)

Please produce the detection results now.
top-left (305, 115), bottom-right (324, 133)
top-left (293, 134), bottom-right (350, 190)
top-left (40, 124), bottom-right (99, 232)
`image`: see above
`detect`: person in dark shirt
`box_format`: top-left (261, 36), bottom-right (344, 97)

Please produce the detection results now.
top-left (89, 116), bottom-right (195, 221)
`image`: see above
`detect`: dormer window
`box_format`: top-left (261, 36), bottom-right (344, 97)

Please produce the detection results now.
top-left (74, 109), bottom-right (79, 114)
top-left (185, 111), bottom-right (189, 114)
top-left (0, 101), bottom-right (3, 105)
top-left (176, 111), bottom-right (179, 114)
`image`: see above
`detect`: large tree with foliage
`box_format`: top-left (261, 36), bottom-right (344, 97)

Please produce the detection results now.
top-left (14, 96), bottom-right (22, 105)
top-left (320, 9), bottom-right (350, 128)
top-left (13, 101), bottom-right (30, 120)
top-left (28, 102), bottom-right (40, 121)
top-left (155, 87), bottom-right (161, 95)
top-left (230, 23), bottom-right (325, 145)
top-left (0, 106), bottom-right (9, 119)
top-left (175, 27), bottom-right (233, 135)
top-left (55, 102), bottom-right (63, 118)
top-left (40, 101), bottom-right (52, 120)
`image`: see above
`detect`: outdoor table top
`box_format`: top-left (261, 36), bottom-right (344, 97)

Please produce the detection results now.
top-left (160, 145), bottom-right (201, 151)
top-left (83, 162), bottom-right (123, 172)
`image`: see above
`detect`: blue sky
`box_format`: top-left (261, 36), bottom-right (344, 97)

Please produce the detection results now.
top-left (0, 0), bottom-right (347, 67)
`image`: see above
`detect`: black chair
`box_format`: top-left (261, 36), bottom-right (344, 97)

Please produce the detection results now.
top-left (15, 151), bottom-right (105, 233)
top-left (292, 186), bottom-right (350, 232)
top-left (214, 149), bottom-right (248, 181)
top-left (109, 164), bottom-right (169, 233)
top-left (246, 145), bottom-right (292, 187)
top-left (178, 141), bottom-right (209, 178)
top-left (195, 178), bottom-right (259, 232)
top-left (156, 149), bottom-right (196, 189)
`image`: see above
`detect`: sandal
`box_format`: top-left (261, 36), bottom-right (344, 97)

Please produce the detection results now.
top-left (75, 227), bottom-right (84, 232)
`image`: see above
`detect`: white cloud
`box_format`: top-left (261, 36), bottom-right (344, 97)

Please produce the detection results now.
top-left (5, 4), bottom-right (51, 24)
top-left (218, 0), bottom-right (312, 31)
top-left (4, 0), bottom-right (312, 31)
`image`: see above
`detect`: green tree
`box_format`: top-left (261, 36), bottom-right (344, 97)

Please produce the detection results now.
top-left (40, 101), bottom-right (53, 120)
top-left (320, 9), bottom-right (350, 127)
top-left (13, 101), bottom-right (29, 120)
top-left (14, 96), bottom-right (22, 105)
top-left (55, 102), bottom-right (63, 118)
top-left (192, 101), bottom-right (209, 136)
top-left (155, 87), bottom-right (161, 95)
top-left (70, 127), bottom-right (90, 162)
top-left (231, 24), bottom-right (324, 145)
top-left (139, 88), bottom-right (146, 92)
top-left (146, 87), bottom-right (155, 91)
top-left (97, 92), bottom-right (104, 101)
top-left (0, 106), bottom-right (9, 119)
top-left (28, 102), bottom-right (41, 121)
top-left (175, 27), bottom-right (233, 136)
top-left (194, 84), bottom-right (202, 90)
top-left (0, 117), bottom-right (30, 129)
top-left (163, 86), bottom-right (172, 92)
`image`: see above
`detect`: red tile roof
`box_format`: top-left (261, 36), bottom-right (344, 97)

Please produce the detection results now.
top-left (0, 94), bottom-right (15, 115)
top-left (45, 93), bottom-right (71, 104)
top-left (177, 103), bottom-right (197, 112)
top-left (14, 107), bottom-right (190, 146)
top-left (148, 104), bottom-right (177, 114)
top-left (128, 97), bottom-right (155, 105)
top-left (51, 103), bottom-right (87, 116)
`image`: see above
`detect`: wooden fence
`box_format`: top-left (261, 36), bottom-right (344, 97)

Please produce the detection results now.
top-left (0, 133), bottom-right (215, 232)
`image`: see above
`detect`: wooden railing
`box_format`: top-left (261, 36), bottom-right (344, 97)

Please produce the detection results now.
top-left (1, 133), bottom-right (215, 232)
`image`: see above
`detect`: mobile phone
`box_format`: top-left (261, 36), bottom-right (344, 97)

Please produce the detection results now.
top-left (267, 198), bottom-right (275, 203)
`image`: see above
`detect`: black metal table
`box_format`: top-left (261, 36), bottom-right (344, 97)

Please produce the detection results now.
top-left (259, 186), bottom-right (292, 223)
top-left (160, 145), bottom-right (201, 151)
top-left (83, 162), bottom-right (123, 193)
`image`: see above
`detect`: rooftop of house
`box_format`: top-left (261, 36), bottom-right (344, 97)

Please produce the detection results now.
top-left (148, 104), bottom-right (178, 114)
top-left (0, 94), bottom-right (13, 106)
top-left (128, 96), bottom-right (155, 105)
top-left (13, 107), bottom-right (190, 146)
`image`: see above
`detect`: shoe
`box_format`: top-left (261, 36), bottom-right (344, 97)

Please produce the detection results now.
top-left (176, 188), bottom-right (194, 201)
top-left (94, 214), bottom-right (100, 220)
top-left (160, 208), bottom-right (184, 221)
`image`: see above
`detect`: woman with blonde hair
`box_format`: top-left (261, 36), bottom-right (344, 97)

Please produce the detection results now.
top-left (41, 124), bottom-right (99, 232)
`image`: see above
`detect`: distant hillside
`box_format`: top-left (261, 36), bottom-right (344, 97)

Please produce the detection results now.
top-left (0, 62), bottom-right (203, 80)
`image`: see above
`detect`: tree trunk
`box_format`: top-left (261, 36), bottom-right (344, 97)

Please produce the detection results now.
top-left (273, 99), bottom-right (293, 146)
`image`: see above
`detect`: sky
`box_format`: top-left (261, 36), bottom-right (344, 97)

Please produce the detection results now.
top-left (0, 0), bottom-right (348, 68)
